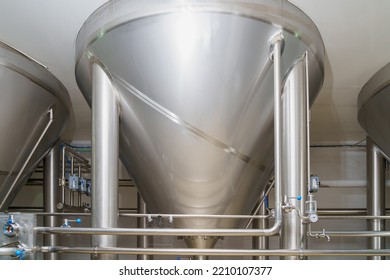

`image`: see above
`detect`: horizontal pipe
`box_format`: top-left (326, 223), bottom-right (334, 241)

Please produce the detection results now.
top-left (35, 225), bottom-right (281, 237)
top-left (56, 203), bottom-right (90, 213)
top-left (41, 246), bottom-right (390, 257)
top-left (9, 211), bottom-right (268, 219)
top-left (317, 210), bottom-right (368, 215)
top-left (319, 215), bottom-right (390, 220)
top-left (11, 211), bottom-right (390, 220)
top-left (115, 214), bottom-right (271, 220)
top-left (0, 248), bottom-right (16, 256)
top-left (310, 230), bottom-right (390, 237)
top-left (321, 180), bottom-right (390, 188)
top-left (6, 209), bottom-right (138, 214)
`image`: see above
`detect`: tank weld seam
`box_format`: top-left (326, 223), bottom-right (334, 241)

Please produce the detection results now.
top-left (114, 74), bottom-right (266, 171)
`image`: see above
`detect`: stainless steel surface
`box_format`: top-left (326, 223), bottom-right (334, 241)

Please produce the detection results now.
top-left (43, 142), bottom-right (60, 260)
top-left (358, 63), bottom-right (390, 159)
top-left (91, 63), bottom-right (119, 260)
top-left (0, 41), bottom-right (72, 211)
top-left (1, 109), bottom-right (54, 210)
top-left (35, 226), bottom-right (281, 237)
top-left (0, 213), bottom-right (36, 260)
top-left (42, 246), bottom-right (390, 257)
top-left (366, 137), bottom-right (385, 260)
top-left (280, 56), bottom-right (308, 259)
top-left (75, 0), bottom-right (324, 245)
top-left (137, 193), bottom-right (151, 260)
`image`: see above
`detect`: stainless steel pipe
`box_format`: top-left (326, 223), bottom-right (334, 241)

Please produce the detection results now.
top-left (272, 33), bottom-right (283, 241)
top-left (366, 137), bottom-right (386, 260)
top-left (92, 62), bottom-right (119, 260)
top-left (252, 190), bottom-right (269, 260)
top-left (35, 226), bottom-right (281, 237)
top-left (43, 141), bottom-right (60, 260)
top-left (36, 226), bottom-right (390, 240)
top-left (41, 246), bottom-right (390, 257)
top-left (309, 230), bottom-right (390, 237)
top-left (137, 194), bottom-right (151, 260)
top-left (280, 54), bottom-right (308, 259)
top-left (0, 248), bottom-right (16, 256)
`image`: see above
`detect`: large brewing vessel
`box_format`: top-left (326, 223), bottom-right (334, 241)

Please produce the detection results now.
top-left (76, 0), bottom-right (324, 248)
top-left (0, 41), bottom-right (72, 210)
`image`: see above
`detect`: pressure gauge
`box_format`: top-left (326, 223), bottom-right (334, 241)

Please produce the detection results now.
top-left (3, 221), bottom-right (20, 238)
top-left (308, 214), bottom-right (318, 223)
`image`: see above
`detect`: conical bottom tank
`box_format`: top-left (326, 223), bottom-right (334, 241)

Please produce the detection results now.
top-left (0, 41), bottom-right (73, 210)
top-left (76, 0), bottom-right (324, 248)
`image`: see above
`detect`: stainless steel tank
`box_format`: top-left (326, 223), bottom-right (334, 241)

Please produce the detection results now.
top-left (75, 0), bottom-right (324, 248)
top-left (358, 63), bottom-right (390, 159)
top-left (0, 41), bottom-right (72, 210)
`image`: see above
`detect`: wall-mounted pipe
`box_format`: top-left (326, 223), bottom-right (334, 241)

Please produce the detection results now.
top-left (60, 145), bottom-right (91, 206)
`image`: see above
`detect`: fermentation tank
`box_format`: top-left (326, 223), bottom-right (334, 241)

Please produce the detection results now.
top-left (75, 0), bottom-right (324, 248)
top-left (0, 41), bottom-right (72, 210)
top-left (358, 63), bottom-right (390, 159)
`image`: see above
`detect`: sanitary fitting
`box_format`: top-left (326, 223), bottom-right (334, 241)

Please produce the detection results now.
top-left (282, 195), bottom-right (302, 213)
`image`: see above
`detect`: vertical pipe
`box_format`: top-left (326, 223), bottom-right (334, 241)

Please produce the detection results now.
top-left (252, 191), bottom-right (269, 260)
top-left (78, 165), bottom-right (82, 207)
top-left (92, 63), bottom-right (119, 260)
top-left (280, 57), bottom-right (308, 260)
top-left (367, 137), bottom-right (386, 260)
top-left (61, 147), bottom-right (66, 205)
top-left (43, 141), bottom-right (60, 260)
top-left (137, 193), bottom-right (151, 260)
top-left (272, 33), bottom-right (283, 258)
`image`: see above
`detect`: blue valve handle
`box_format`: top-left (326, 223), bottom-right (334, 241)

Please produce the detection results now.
top-left (62, 218), bottom-right (82, 227)
top-left (15, 249), bottom-right (25, 260)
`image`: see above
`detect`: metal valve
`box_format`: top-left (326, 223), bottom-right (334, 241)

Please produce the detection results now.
top-left (62, 218), bottom-right (82, 228)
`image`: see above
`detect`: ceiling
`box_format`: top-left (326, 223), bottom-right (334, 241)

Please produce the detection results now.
top-left (0, 0), bottom-right (389, 144)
